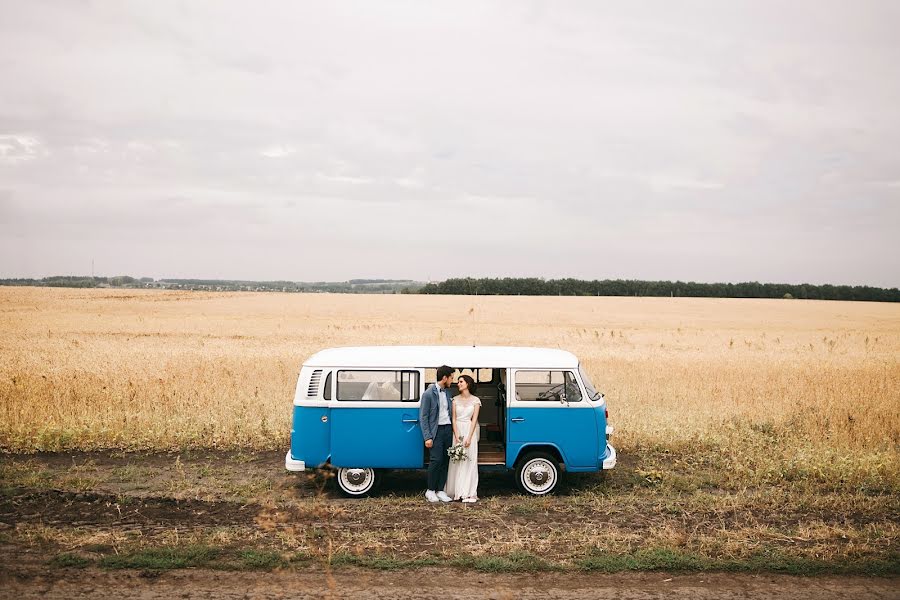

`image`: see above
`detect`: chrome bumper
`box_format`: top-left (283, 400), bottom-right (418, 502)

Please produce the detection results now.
top-left (601, 443), bottom-right (617, 470)
top-left (285, 451), bottom-right (306, 472)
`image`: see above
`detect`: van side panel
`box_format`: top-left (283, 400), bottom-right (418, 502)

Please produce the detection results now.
top-left (291, 405), bottom-right (331, 467)
top-left (505, 441), bottom-right (564, 469)
top-left (506, 407), bottom-right (599, 470)
top-left (330, 407), bottom-right (424, 468)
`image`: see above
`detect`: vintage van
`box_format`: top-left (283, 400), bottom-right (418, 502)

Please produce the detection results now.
top-left (285, 346), bottom-right (616, 496)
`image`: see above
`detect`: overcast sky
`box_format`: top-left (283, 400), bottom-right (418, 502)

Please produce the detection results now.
top-left (1, 2), bottom-right (898, 286)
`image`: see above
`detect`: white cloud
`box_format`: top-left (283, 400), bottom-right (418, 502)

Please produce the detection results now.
top-left (0, 134), bottom-right (46, 163)
top-left (260, 144), bottom-right (297, 158)
top-left (648, 174), bottom-right (726, 192)
top-left (315, 173), bottom-right (375, 185)
top-left (0, 2), bottom-right (898, 285)
top-left (868, 180), bottom-right (900, 189)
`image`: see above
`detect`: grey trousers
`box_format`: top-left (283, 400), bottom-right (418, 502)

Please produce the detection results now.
top-left (427, 424), bottom-right (453, 491)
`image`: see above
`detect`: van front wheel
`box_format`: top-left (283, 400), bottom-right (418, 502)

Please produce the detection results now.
top-left (336, 467), bottom-right (379, 497)
top-left (515, 453), bottom-right (560, 495)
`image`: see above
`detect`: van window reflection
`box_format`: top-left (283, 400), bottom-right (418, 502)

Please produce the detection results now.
top-left (337, 370), bottom-right (420, 401)
top-left (515, 370), bottom-right (582, 402)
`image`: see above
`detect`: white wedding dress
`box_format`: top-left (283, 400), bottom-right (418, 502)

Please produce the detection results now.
top-left (445, 396), bottom-right (480, 500)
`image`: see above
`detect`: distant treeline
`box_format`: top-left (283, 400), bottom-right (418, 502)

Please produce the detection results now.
top-left (3, 275), bottom-right (897, 301)
top-left (0, 275), bottom-right (152, 288)
top-left (419, 278), bottom-right (900, 302)
top-left (0, 276), bottom-right (423, 294)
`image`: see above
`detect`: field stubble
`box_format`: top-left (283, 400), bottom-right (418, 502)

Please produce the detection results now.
top-left (2, 288), bottom-right (897, 462)
top-left (1, 287), bottom-right (898, 573)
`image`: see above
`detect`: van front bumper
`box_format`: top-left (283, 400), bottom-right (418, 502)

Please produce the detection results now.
top-left (285, 451), bottom-right (306, 472)
top-left (601, 443), bottom-right (617, 470)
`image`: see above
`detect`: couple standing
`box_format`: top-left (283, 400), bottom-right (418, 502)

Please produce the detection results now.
top-left (420, 365), bottom-right (481, 503)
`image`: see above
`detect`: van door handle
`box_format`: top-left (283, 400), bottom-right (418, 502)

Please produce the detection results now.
top-left (510, 417), bottom-right (525, 423)
top-left (402, 418), bottom-right (419, 423)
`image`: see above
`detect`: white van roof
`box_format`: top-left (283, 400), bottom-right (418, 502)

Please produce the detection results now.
top-left (303, 346), bottom-right (579, 369)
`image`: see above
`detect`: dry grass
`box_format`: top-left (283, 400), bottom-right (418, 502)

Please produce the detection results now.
top-left (3, 450), bottom-right (897, 574)
top-left (0, 287), bottom-right (898, 490)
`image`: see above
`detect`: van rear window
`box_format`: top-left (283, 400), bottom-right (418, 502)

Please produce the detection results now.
top-left (337, 370), bottom-right (421, 401)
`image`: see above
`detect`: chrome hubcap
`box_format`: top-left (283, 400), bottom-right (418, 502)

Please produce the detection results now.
top-left (346, 469), bottom-right (367, 485)
top-left (529, 467), bottom-right (549, 485)
top-left (339, 468), bottom-right (374, 494)
top-left (522, 459), bottom-right (556, 493)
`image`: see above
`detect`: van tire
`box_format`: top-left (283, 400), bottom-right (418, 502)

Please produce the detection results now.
top-left (515, 452), bottom-right (561, 496)
top-left (335, 467), bottom-right (380, 497)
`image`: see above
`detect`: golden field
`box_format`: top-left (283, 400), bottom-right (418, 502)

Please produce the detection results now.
top-left (2, 286), bottom-right (899, 574)
top-left (1, 286), bottom-right (898, 487)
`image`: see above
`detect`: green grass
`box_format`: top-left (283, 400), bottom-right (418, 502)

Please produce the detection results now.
top-left (52, 543), bottom-right (900, 576)
top-left (578, 548), bottom-right (713, 572)
top-left (331, 552), bottom-right (557, 572)
top-left (49, 553), bottom-right (93, 568)
top-left (452, 551), bottom-right (557, 572)
top-left (100, 545), bottom-right (220, 570)
top-left (96, 546), bottom-right (307, 572)
top-left (235, 550), bottom-right (288, 570)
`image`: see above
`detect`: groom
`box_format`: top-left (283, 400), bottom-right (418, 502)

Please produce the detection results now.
top-left (421, 365), bottom-right (455, 503)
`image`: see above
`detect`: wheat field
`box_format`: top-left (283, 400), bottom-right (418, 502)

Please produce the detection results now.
top-left (1, 286), bottom-right (897, 487)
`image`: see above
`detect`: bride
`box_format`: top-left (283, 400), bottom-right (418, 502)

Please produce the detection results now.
top-left (445, 374), bottom-right (481, 503)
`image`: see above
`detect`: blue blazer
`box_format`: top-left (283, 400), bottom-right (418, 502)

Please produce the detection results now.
top-left (419, 383), bottom-right (452, 442)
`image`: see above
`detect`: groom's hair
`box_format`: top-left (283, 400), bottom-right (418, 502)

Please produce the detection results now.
top-left (436, 365), bottom-right (454, 381)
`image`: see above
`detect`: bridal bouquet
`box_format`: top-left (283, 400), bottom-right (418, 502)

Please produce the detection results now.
top-left (447, 441), bottom-right (468, 462)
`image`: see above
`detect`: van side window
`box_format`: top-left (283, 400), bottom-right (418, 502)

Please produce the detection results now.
top-left (337, 370), bottom-right (421, 402)
top-left (564, 371), bottom-right (583, 402)
top-left (400, 371), bottom-right (420, 401)
top-left (515, 370), bottom-right (583, 402)
top-left (323, 372), bottom-right (332, 400)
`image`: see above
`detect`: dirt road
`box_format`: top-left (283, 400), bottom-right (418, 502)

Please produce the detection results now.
top-left (2, 566), bottom-right (898, 600)
top-left (1, 451), bottom-right (897, 599)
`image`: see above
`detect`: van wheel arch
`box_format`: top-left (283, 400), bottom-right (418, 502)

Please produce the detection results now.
top-left (512, 445), bottom-right (564, 469)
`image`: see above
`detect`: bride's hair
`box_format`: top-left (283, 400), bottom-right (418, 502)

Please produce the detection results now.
top-left (458, 374), bottom-right (476, 395)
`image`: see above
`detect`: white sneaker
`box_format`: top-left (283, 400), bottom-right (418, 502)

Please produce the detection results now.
top-left (425, 490), bottom-right (439, 503)
top-left (462, 497), bottom-right (477, 503)
top-left (436, 491), bottom-right (452, 503)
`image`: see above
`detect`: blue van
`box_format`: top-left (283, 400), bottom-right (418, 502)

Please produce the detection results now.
top-left (285, 346), bottom-right (616, 496)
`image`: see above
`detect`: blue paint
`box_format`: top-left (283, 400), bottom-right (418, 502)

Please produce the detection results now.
top-left (329, 407), bottom-right (425, 468)
top-left (507, 406), bottom-right (600, 468)
top-left (291, 405), bottom-right (330, 467)
top-left (290, 403), bottom-right (610, 472)
top-left (288, 370), bottom-right (615, 477)
top-left (504, 441), bottom-right (566, 469)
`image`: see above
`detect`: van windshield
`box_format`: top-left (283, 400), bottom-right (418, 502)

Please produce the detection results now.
top-left (578, 364), bottom-right (602, 400)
